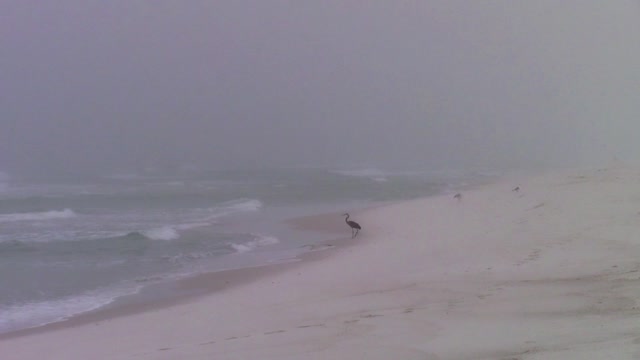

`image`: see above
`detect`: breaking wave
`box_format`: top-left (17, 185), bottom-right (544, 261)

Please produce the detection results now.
top-left (0, 285), bottom-right (141, 334)
top-left (223, 198), bottom-right (263, 213)
top-left (141, 226), bottom-right (180, 241)
top-left (230, 234), bottom-right (279, 253)
top-left (0, 209), bottom-right (77, 222)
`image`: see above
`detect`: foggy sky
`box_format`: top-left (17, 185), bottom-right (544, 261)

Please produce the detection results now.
top-left (2, 1), bottom-right (640, 177)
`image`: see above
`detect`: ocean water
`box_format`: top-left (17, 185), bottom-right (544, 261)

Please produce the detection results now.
top-left (0, 167), bottom-right (494, 334)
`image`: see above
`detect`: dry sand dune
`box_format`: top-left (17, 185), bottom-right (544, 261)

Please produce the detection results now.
top-left (4, 167), bottom-right (640, 359)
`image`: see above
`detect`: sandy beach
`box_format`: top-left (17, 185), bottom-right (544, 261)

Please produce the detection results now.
top-left (5, 166), bottom-right (640, 359)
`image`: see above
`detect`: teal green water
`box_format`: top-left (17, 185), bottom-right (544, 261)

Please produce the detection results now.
top-left (0, 167), bottom-right (493, 333)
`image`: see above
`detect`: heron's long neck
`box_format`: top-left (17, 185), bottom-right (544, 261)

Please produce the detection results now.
top-left (344, 214), bottom-right (349, 223)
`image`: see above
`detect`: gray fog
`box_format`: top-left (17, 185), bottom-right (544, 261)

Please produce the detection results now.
top-left (2, 1), bottom-right (640, 177)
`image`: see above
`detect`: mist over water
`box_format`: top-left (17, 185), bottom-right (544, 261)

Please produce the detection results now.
top-left (2, 1), bottom-right (640, 177)
top-left (2, 0), bottom-right (640, 335)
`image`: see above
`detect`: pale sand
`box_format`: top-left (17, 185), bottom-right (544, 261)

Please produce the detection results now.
top-left (5, 167), bottom-right (640, 359)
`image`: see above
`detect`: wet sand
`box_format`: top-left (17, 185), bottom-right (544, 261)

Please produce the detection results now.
top-left (5, 167), bottom-right (640, 359)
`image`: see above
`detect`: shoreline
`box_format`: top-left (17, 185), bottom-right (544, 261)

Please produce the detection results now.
top-left (14, 167), bottom-right (637, 358)
top-left (0, 208), bottom-right (366, 340)
top-left (0, 170), bottom-right (495, 340)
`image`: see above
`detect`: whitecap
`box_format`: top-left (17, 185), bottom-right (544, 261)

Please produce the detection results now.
top-left (229, 234), bottom-right (280, 253)
top-left (0, 209), bottom-right (77, 222)
top-left (142, 226), bottom-right (180, 241)
top-left (224, 199), bottom-right (263, 212)
top-left (230, 243), bottom-right (253, 253)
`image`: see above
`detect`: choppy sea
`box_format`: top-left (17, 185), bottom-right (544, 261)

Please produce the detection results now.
top-left (0, 167), bottom-right (496, 334)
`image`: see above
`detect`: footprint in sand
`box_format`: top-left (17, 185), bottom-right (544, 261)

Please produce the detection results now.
top-left (264, 330), bottom-right (286, 335)
top-left (224, 335), bottom-right (251, 341)
top-left (298, 323), bottom-right (325, 329)
top-left (514, 249), bottom-right (541, 266)
top-left (528, 202), bottom-right (545, 211)
top-left (526, 249), bottom-right (541, 261)
top-left (360, 313), bottom-right (383, 319)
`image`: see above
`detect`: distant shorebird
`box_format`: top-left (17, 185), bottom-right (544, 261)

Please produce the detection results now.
top-left (453, 193), bottom-right (462, 201)
top-left (512, 186), bottom-right (520, 192)
top-left (343, 213), bottom-right (361, 238)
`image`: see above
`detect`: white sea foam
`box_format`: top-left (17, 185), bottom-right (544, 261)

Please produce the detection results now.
top-left (142, 226), bottom-right (180, 241)
top-left (224, 199), bottom-right (263, 212)
top-left (0, 209), bottom-right (77, 222)
top-left (230, 234), bottom-right (279, 253)
top-left (127, 200), bottom-right (263, 242)
top-left (230, 243), bottom-right (253, 253)
top-left (0, 285), bottom-right (141, 334)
